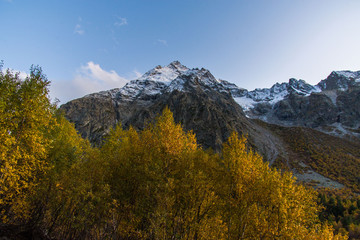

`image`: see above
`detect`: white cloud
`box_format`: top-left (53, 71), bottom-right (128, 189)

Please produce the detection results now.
top-left (17, 71), bottom-right (28, 80)
top-left (1, 68), bottom-right (28, 79)
top-left (50, 62), bottom-right (129, 104)
top-left (74, 61), bottom-right (128, 93)
top-left (157, 39), bottom-right (168, 46)
top-left (74, 24), bottom-right (84, 35)
top-left (114, 17), bottom-right (128, 27)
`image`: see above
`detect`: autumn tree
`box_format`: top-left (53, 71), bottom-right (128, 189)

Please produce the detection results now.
top-left (217, 132), bottom-right (346, 239)
top-left (33, 112), bottom-right (115, 239)
top-left (0, 66), bottom-right (110, 239)
top-left (99, 107), bottom-right (226, 239)
top-left (143, 108), bottom-right (225, 239)
top-left (0, 66), bottom-right (55, 222)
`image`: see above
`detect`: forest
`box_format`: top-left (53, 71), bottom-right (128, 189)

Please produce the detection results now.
top-left (0, 66), bottom-right (348, 239)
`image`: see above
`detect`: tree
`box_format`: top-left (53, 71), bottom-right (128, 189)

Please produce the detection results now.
top-left (33, 111), bottom-right (114, 239)
top-left (0, 66), bottom-right (54, 222)
top-left (144, 108), bottom-right (224, 239)
top-left (217, 132), bottom-right (346, 239)
top-left (99, 107), bottom-right (226, 239)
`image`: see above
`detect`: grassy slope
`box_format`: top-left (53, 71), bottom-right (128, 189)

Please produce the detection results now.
top-left (254, 120), bottom-right (360, 192)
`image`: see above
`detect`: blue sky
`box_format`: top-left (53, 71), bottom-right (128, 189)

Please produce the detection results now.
top-left (1, 0), bottom-right (360, 103)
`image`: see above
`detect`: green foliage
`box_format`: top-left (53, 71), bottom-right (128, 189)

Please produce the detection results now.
top-left (318, 188), bottom-right (360, 239)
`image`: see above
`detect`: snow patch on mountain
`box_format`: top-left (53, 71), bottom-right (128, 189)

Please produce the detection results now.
top-left (167, 77), bottom-right (186, 92)
top-left (334, 71), bottom-right (360, 81)
top-left (233, 97), bottom-right (256, 112)
top-left (117, 80), bottom-right (167, 100)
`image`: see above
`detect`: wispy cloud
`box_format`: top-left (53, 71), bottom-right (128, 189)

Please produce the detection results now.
top-left (50, 62), bottom-right (129, 103)
top-left (110, 29), bottom-right (120, 46)
top-left (74, 24), bottom-right (84, 35)
top-left (74, 17), bottom-right (85, 35)
top-left (111, 16), bottom-right (128, 46)
top-left (157, 39), bottom-right (168, 46)
top-left (114, 16), bottom-right (128, 27)
top-left (133, 70), bottom-right (143, 78)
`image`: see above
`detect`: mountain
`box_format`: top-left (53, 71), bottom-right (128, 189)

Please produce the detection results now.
top-left (237, 70), bottom-right (360, 140)
top-left (60, 61), bottom-right (281, 160)
top-left (60, 61), bottom-right (360, 191)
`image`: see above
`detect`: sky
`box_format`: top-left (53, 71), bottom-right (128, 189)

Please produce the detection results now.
top-left (1, 0), bottom-right (360, 104)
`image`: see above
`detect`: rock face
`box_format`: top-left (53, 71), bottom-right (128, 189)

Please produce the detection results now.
top-left (317, 71), bottom-right (360, 91)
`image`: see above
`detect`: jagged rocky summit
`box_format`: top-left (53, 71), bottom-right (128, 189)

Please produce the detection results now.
top-left (239, 70), bottom-right (360, 140)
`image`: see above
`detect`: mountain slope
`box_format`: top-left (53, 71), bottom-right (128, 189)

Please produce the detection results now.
top-left (255, 120), bottom-right (360, 191)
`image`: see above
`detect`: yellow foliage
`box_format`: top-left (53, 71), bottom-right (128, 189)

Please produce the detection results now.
top-left (0, 66), bottom-right (54, 221)
top-left (218, 132), bottom-right (345, 239)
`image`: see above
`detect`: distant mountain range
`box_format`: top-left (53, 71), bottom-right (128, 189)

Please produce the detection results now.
top-left (61, 61), bottom-right (360, 191)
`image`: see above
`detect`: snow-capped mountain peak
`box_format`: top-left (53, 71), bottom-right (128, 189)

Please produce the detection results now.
top-left (137, 60), bottom-right (189, 84)
top-left (317, 70), bottom-right (360, 90)
top-left (287, 78), bottom-right (321, 95)
top-left (333, 70), bottom-right (360, 80)
top-left (115, 62), bottom-right (228, 100)
top-left (232, 78), bottom-right (320, 113)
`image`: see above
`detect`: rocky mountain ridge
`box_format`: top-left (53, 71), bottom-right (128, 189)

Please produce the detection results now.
top-left (62, 61), bottom-right (280, 157)
top-left (61, 61), bottom-right (360, 190)
top-left (87, 61), bottom-right (230, 101)
top-left (77, 61), bottom-right (360, 141)
top-left (240, 70), bottom-right (360, 140)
